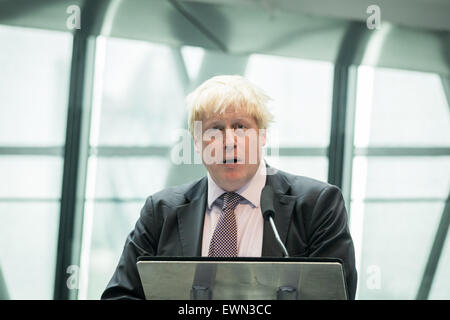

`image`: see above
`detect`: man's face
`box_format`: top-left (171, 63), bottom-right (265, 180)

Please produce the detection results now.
top-left (194, 108), bottom-right (266, 191)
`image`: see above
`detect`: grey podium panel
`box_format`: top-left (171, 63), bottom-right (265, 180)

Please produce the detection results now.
top-left (137, 258), bottom-right (347, 300)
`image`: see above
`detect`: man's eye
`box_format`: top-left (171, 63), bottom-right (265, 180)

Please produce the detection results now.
top-left (235, 124), bottom-right (246, 130)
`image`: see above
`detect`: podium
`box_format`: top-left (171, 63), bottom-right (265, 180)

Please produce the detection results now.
top-left (137, 257), bottom-right (348, 300)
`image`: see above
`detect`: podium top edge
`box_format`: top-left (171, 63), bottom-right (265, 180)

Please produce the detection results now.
top-left (137, 256), bottom-right (343, 265)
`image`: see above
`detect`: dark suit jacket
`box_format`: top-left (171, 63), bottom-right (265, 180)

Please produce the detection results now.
top-left (101, 167), bottom-right (358, 300)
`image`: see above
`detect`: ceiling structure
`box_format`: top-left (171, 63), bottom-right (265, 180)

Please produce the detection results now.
top-left (0, 0), bottom-right (449, 75)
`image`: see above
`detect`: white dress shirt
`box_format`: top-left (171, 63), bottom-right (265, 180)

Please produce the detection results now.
top-left (201, 159), bottom-right (267, 257)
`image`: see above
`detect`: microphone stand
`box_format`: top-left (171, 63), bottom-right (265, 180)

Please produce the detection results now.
top-left (268, 216), bottom-right (289, 258)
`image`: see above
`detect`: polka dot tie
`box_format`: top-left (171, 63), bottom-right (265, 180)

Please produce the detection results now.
top-left (208, 192), bottom-right (241, 257)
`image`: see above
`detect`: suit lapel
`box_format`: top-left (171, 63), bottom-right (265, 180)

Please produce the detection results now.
top-left (176, 177), bottom-right (208, 256)
top-left (175, 167), bottom-right (296, 257)
top-left (262, 169), bottom-right (296, 257)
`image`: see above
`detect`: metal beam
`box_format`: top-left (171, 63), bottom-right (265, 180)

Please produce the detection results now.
top-left (415, 75), bottom-right (450, 300)
top-left (416, 193), bottom-right (450, 299)
top-left (168, 0), bottom-right (228, 53)
top-left (328, 22), bottom-right (368, 189)
top-left (353, 147), bottom-right (450, 157)
top-left (53, 0), bottom-right (109, 300)
top-left (0, 146), bottom-right (63, 156)
top-left (54, 27), bottom-right (87, 302)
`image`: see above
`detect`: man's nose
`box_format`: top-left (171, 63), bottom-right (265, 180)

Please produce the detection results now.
top-left (224, 129), bottom-right (236, 151)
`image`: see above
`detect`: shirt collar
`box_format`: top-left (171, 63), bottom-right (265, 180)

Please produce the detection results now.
top-left (207, 159), bottom-right (267, 209)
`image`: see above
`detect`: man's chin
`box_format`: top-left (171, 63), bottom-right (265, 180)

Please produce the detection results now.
top-left (216, 172), bottom-right (247, 191)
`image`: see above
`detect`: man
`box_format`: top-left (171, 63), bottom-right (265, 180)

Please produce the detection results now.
top-left (101, 75), bottom-right (357, 300)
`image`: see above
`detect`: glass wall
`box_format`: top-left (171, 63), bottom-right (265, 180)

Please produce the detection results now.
top-left (0, 25), bottom-right (73, 299)
top-left (350, 66), bottom-right (450, 299)
top-left (246, 54), bottom-right (333, 182)
top-left (78, 37), bottom-right (188, 299)
top-left (1, 21), bottom-right (448, 301)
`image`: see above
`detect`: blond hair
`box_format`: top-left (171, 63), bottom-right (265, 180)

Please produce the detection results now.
top-left (187, 75), bottom-right (274, 135)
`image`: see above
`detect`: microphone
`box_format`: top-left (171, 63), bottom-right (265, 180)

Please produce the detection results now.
top-left (261, 185), bottom-right (289, 257)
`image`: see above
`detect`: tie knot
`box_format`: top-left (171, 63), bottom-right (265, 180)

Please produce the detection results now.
top-left (222, 192), bottom-right (241, 211)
